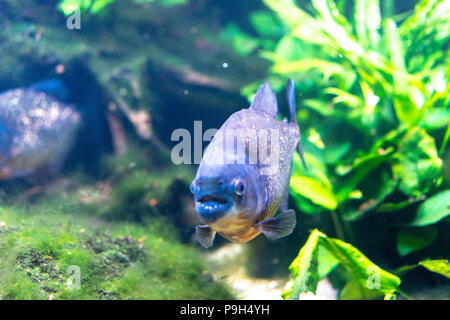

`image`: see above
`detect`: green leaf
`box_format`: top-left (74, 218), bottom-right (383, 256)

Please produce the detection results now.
top-left (272, 36), bottom-right (318, 62)
top-left (385, 19), bottom-right (420, 124)
top-left (354, 0), bottom-right (381, 49)
top-left (317, 244), bottom-right (340, 279)
top-left (397, 226), bottom-right (438, 256)
top-left (263, 0), bottom-right (323, 36)
top-left (282, 229), bottom-right (321, 299)
top-left (272, 59), bottom-right (352, 83)
top-left (354, 0), bottom-right (369, 47)
top-left (290, 192), bottom-right (326, 215)
top-left (339, 279), bottom-right (384, 300)
top-left (285, 230), bottom-right (401, 299)
top-left (419, 259), bottom-right (450, 279)
top-left (59, 0), bottom-right (92, 15)
top-left (440, 123), bottom-right (450, 156)
top-left (290, 176), bottom-right (338, 210)
top-left (384, 291), bottom-right (397, 300)
top-left (157, 0), bottom-right (187, 6)
top-left (325, 142), bottom-right (352, 164)
top-left (249, 11), bottom-right (285, 38)
top-left (319, 235), bottom-right (401, 294)
top-left (342, 175), bottom-right (398, 221)
top-left (376, 197), bottom-right (421, 213)
top-left (90, 0), bottom-right (114, 14)
top-left (303, 99), bottom-right (336, 117)
top-left (409, 190), bottom-right (450, 226)
top-left (365, 0), bottom-right (381, 49)
top-left (392, 94), bottom-right (420, 125)
top-left (392, 127), bottom-right (442, 197)
top-left (220, 24), bottom-right (260, 56)
top-left (400, 0), bottom-right (449, 53)
top-left (324, 87), bottom-right (364, 108)
top-left (391, 264), bottom-right (419, 277)
top-left (337, 147), bottom-right (393, 202)
top-left (422, 107), bottom-right (450, 130)
top-left (290, 152), bottom-right (338, 210)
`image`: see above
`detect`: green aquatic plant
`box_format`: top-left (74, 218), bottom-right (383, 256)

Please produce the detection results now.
top-left (59, 0), bottom-right (115, 15)
top-left (284, 229), bottom-right (449, 300)
top-left (236, 0), bottom-right (449, 299)
top-left (58, 0), bottom-right (187, 16)
top-left (283, 229), bottom-right (403, 300)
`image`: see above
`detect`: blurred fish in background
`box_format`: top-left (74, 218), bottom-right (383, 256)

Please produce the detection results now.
top-left (0, 79), bottom-right (80, 180)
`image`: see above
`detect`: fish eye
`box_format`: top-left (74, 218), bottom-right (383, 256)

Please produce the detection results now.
top-left (234, 179), bottom-right (245, 196)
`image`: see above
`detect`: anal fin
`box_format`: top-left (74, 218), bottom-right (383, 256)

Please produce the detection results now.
top-left (256, 209), bottom-right (296, 240)
top-left (195, 225), bottom-right (216, 249)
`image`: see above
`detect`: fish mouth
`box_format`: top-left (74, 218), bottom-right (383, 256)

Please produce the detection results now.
top-left (195, 194), bottom-right (231, 222)
top-left (197, 194), bottom-right (228, 205)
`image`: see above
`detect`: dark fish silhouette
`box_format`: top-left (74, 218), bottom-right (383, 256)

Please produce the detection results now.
top-left (191, 79), bottom-right (307, 248)
top-left (0, 81), bottom-right (80, 180)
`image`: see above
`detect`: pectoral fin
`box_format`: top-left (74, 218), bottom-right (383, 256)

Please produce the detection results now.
top-left (195, 225), bottom-right (216, 249)
top-left (256, 209), bottom-right (296, 240)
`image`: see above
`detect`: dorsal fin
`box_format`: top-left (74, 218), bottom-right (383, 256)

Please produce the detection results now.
top-left (250, 81), bottom-right (278, 117)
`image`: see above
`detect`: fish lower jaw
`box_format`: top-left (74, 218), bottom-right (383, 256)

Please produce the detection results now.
top-left (195, 201), bottom-right (232, 223)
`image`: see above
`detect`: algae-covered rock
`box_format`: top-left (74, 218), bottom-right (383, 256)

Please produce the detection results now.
top-left (0, 203), bottom-right (234, 299)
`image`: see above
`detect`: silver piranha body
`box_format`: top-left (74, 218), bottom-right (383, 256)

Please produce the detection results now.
top-left (0, 87), bottom-right (80, 180)
top-left (191, 79), bottom-right (307, 248)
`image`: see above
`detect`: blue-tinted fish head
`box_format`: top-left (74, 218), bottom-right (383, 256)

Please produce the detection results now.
top-left (191, 163), bottom-right (267, 224)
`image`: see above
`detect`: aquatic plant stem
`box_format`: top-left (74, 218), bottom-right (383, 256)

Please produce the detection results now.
top-left (343, 220), bottom-right (357, 244)
top-left (382, 0), bottom-right (394, 19)
top-left (330, 211), bottom-right (345, 241)
top-left (439, 123), bottom-right (450, 156)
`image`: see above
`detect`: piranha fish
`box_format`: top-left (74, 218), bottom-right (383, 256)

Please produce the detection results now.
top-left (190, 79), bottom-right (307, 248)
top-left (0, 80), bottom-right (80, 180)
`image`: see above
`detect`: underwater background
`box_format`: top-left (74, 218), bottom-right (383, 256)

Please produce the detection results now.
top-left (0, 0), bottom-right (448, 300)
